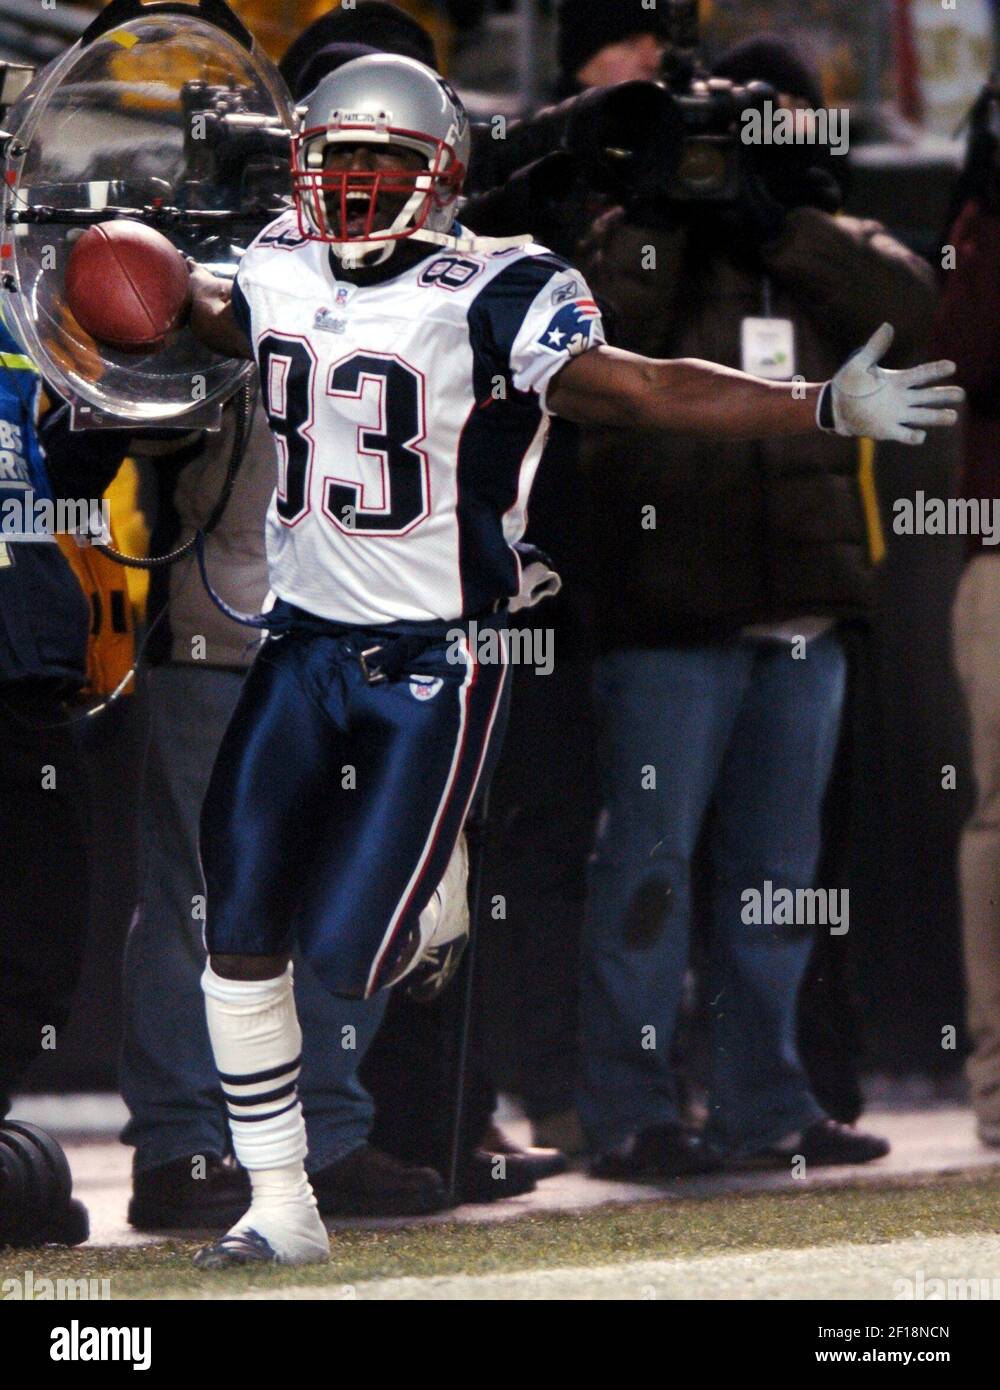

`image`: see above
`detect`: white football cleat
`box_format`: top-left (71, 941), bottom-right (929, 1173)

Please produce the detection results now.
top-left (194, 1192), bottom-right (329, 1269)
top-left (380, 833), bottom-right (470, 1000)
top-left (407, 831), bottom-right (470, 1002)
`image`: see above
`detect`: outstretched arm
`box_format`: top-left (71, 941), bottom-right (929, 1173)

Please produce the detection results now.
top-left (547, 344), bottom-right (821, 439)
top-left (546, 325), bottom-right (962, 446)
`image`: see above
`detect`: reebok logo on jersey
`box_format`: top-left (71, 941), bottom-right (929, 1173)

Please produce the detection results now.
top-left (409, 675), bottom-right (443, 701)
top-left (314, 285), bottom-right (355, 331)
top-left (537, 300), bottom-right (600, 357)
top-left (551, 279), bottom-right (582, 306)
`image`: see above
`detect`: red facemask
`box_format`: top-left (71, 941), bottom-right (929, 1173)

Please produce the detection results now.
top-left (290, 126), bottom-right (465, 246)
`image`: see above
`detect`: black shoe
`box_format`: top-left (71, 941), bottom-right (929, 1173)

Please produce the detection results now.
top-left (480, 1123), bottom-right (568, 1181)
top-left (310, 1145), bottom-right (449, 1217)
top-left (129, 1154), bottom-right (251, 1232)
top-left (461, 1149), bottom-right (537, 1203)
top-left (194, 1228), bottom-right (277, 1269)
top-left (750, 1118), bottom-right (891, 1169)
top-left (591, 1124), bottom-right (719, 1181)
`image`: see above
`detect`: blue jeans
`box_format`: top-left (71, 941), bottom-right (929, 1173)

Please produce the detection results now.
top-left (120, 665), bottom-right (387, 1174)
top-left (578, 632), bottom-right (846, 1155)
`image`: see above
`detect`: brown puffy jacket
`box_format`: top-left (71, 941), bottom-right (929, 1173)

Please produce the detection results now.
top-left (578, 205), bottom-right (937, 646)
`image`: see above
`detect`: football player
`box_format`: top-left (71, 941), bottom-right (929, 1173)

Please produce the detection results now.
top-left (180, 54), bottom-right (962, 1266)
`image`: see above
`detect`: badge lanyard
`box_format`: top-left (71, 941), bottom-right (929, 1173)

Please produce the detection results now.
top-left (740, 275), bottom-right (796, 380)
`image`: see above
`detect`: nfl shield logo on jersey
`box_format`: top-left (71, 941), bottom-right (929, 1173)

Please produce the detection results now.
top-left (537, 299), bottom-right (601, 358)
top-left (410, 675), bottom-right (444, 701)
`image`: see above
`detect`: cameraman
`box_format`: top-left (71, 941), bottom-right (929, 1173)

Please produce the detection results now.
top-left (555, 0), bottom-right (667, 96)
top-left (576, 36), bottom-right (936, 1176)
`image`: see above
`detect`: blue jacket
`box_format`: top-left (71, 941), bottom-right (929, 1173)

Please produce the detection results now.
top-left (0, 322), bottom-right (88, 692)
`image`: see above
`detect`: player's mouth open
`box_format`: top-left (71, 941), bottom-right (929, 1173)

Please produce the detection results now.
top-left (345, 192), bottom-right (376, 236)
top-left (326, 188), bottom-right (412, 239)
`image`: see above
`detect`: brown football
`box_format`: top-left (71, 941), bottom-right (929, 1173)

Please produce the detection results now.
top-left (64, 219), bottom-right (191, 353)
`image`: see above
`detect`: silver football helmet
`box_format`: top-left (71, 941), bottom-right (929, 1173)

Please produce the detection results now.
top-left (290, 53), bottom-right (471, 268)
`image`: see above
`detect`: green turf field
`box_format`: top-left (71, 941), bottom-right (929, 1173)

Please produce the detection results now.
top-left (2, 1171), bottom-right (999, 1299)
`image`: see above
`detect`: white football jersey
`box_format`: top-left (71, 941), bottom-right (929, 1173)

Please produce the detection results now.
top-left (232, 210), bottom-right (605, 625)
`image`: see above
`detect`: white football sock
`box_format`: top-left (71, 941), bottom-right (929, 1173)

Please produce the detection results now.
top-left (228, 1163), bottom-right (328, 1264)
top-left (202, 962), bottom-right (307, 1170)
top-left (202, 963), bottom-right (327, 1264)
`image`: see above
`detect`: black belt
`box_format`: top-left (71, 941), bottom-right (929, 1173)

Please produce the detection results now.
top-left (356, 635), bottom-right (440, 685)
top-left (266, 600), bottom-right (502, 687)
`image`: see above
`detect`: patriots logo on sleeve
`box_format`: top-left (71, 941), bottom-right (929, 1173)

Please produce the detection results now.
top-left (537, 299), bottom-right (601, 357)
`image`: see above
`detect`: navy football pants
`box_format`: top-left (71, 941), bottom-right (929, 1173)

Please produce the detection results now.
top-left (200, 609), bottom-right (509, 999)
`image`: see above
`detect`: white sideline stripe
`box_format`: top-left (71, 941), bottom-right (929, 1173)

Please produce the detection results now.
top-left (8, 1093), bottom-right (129, 1135)
top-left (224, 1232), bottom-right (1000, 1302)
top-left (7, 1092), bottom-right (526, 1143)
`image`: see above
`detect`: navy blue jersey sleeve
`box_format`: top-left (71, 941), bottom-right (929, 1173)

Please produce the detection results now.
top-left (467, 254), bottom-right (605, 413)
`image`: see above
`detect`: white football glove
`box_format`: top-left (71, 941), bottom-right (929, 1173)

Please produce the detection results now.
top-left (819, 323), bottom-right (964, 446)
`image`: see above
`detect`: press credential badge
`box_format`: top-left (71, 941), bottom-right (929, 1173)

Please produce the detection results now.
top-left (741, 317), bottom-right (796, 380)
